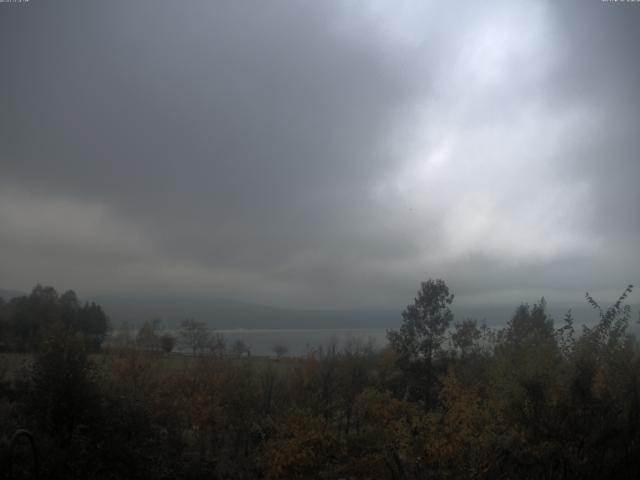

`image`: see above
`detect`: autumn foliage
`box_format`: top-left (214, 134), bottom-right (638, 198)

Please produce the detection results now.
top-left (1, 281), bottom-right (639, 479)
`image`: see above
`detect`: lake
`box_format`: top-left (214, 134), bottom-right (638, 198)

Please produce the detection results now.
top-left (213, 328), bottom-right (389, 356)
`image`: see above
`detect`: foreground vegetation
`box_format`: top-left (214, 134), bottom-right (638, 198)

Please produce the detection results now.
top-left (1, 280), bottom-right (639, 479)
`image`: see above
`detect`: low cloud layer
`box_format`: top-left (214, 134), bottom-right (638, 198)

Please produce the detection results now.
top-left (1, 0), bottom-right (638, 310)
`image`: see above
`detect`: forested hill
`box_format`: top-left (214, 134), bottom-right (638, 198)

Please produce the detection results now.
top-left (90, 294), bottom-right (605, 330)
top-left (2, 288), bottom-right (606, 330)
top-left (2, 289), bottom-right (399, 329)
top-left (84, 294), bottom-right (615, 330)
top-left (92, 294), bottom-right (399, 330)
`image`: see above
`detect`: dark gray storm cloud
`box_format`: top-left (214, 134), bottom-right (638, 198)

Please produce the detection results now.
top-left (0, 0), bottom-right (638, 310)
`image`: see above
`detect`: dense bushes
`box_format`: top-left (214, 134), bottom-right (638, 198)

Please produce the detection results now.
top-left (1, 280), bottom-right (639, 479)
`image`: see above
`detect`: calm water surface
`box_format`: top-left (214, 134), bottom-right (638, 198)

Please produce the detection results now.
top-left (214, 328), bottom-right (389, 356)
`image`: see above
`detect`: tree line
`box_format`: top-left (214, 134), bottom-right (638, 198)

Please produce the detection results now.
top-left (0, 285), bottom-right (108, 352)
top-left (1, 279), bottom-right (639, 479)
top-left (109, 317), bottom-right (251, 358)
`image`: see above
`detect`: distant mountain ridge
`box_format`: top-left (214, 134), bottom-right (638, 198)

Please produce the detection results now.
top-left (91, 294), bottom-right (400, 330)
top-left (88, 294), bottom-right (607, 330)
top-left (1, 287), bottom-right (400, 329)
top-left (0, 287), bottom-right (617, 331)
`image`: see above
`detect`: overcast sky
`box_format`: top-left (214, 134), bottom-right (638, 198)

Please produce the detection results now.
top-left (0, 0), bottom-right (638, 310)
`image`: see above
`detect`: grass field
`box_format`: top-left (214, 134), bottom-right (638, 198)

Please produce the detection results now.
top-left (0, 350), bottom-right (304, 384)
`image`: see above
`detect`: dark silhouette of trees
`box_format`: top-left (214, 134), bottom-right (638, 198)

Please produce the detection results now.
top-left (179, 318), bottom-right (210, 356)
top-left (136, 318), bottom-right (160, 351)
top-left (451, 318), bottom-right (482, 357)
top-left (208, 332), bottom-right (227, 357)
top-left (272, 344), bottom-right (288, 359)
top-left (387, 278), bottom-right (454, 404)
top-left (231, 339), bottom-right (250, 358)
top-left (502, 298), bottom-right (554, 345)
top-left (160, 333), bottom-right (176, 354)
top-left (0, 284), bottom-right (109, 352)
top-left (29, 327), bottom-right (99, 443)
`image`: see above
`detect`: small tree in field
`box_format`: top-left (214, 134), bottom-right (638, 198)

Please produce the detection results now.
top-left (136, 318), bottom-right (161, 351)
top-left (160, 333), bottom-right (176, 354)
top-left (209, 332), bottom-right (227, 357)
top-left (272, 344), bottom-right (288, 359)
top-left (387, 278), bottom-right (454, 404)
top-left (179, 318), bottom-right (210, 356)
top-left (231, 339), bottom-right (250, 358)
top-left (113, 321), bottom-right (132, 348)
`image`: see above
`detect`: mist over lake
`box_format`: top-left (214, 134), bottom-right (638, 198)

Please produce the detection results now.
top-left (204, 328), bottom-right (388, 357)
